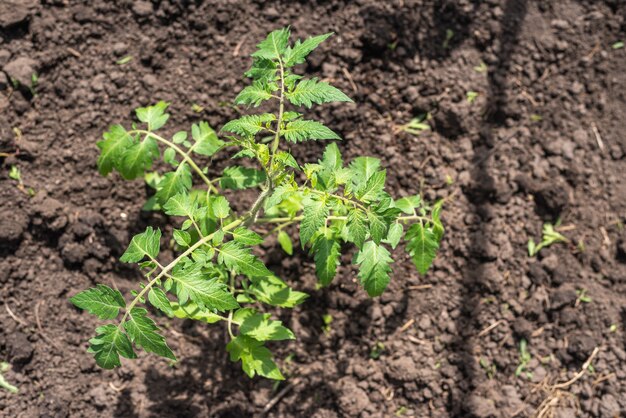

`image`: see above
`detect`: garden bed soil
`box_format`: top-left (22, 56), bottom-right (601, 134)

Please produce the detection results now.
top-left (1, 0), bottom-right (626, 417)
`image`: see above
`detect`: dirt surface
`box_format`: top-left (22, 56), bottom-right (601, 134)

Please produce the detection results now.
top-left (1, 1), bottom-right (626, 417)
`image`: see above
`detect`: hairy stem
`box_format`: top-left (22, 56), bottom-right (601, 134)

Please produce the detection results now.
top-left (269, 56), bottom-right (286, 171)
top-left (256, 214), bottom-right (430, 224)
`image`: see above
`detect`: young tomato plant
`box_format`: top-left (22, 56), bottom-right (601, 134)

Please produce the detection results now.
top-left (71, 28), bottom-right (444, 380)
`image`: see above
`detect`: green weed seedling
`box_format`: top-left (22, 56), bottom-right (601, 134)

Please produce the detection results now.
top-left (0, 362), bottom-right (18, 394)
top-left (527, 223), bottom-right (568, 257)
top-left (70, 28), bottom-right (445, 380)
top-left (395, 114), bottom-right (431, 137)
top-left (515, 339), bottom-right (533, 379)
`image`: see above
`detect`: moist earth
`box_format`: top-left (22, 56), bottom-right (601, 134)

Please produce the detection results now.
top-left (1, 1), bottom-right (625, 417)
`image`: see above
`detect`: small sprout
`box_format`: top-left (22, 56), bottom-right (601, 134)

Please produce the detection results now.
top-left (191, 103), bottom-right (205, 113)
top-left (466, 91), bottom-right (479, 103)
top-left (433, 360), bottom-right (441, 369)
top-left (530, 114), bottom-right (543, 122)
top-left (395, 114), bottom-right (431, 136)
top-left (395, 406), bottom-right (408, 416)
top-left (577, 239), bottom-right (586, 253)
top-left (442, 29), bottom-right (454, 49)
top-left (528, 223), bottom-right (568, 257)
top-left (612, 41), bottom-right (624, 50)
top-left (370, 341), bottom-right (385, 359)
top-left (388, 40), bottom-right (398, 51)
top-left (609, 324), bottom-right (618, 333)
top-left (9, 165), bottom-right (21, 181)
top-left (473, 61), bottom-right (488, 73)
top-left (515, 339), bottom-right (532, 379)
top-left (116, 55), bottom-right (133, 65)
top-left (587, 363), bottom-right (595, 374)
top-left (445, 174), bottom-right (454, 185)
top-left (576, 288), bottom-right (592, 305)
top-left (479, 357), bottom-right (496, 379)
top-left (0, 362), bottom-right (18, 394)
top-left (322, 313), bottom-right (333, 334)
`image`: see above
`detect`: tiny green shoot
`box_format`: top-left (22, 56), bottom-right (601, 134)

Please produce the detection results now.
top-left (466, 91), bottom-right (478, 103)
top-left (0, 362), bottom-right (18, 394)
top-left (116, 55), bottom-right (133, 65)
top-left (515, 339), bottom-right (532, 379)
top-left (612, 41), bottom-right (624, 50)
top-left (528, 223), bottom-right (568, 257)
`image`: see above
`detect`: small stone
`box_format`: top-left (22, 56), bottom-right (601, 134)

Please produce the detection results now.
top-left (467, 395), bottom-right (497, 418)
top-left (0, 49), bottom-right (11, 67)
top-left (132, 0), bottom-right (152, 17)
top-left (112, 42), bottom-right (127, 57)
top-left (599, 393), bottom-right (620, 418)
top-left (567, 333), bottom-right (597, 361)
top-left (3, 57), bottom-right (38, 88)
top-left (0, 1), bottom-right (30, 28)
top-left (141, 73), bottom-right (157, 87)
top-left (6, 332), bottom-right (34, 365)
top-left (540, 253), bottom-right (559, 272)
top-left (551, 285), bottom-right (577, 310)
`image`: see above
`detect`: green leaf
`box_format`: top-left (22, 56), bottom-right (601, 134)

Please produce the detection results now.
top-left (238, 310), bottom-right (295, 341)
top-left (120, 227), bottom-right (161, 263)
top-left (169, 264), bottom-right (239, 311)
top-left (163, 192), bottom-right (198, 219)
top-left (284, 33), bottom-right (333, 67)
top-left (118, 135), bottom-right (159, 180)
top-left (312, 233), bottom-right (340, 286)
top-left (155, 163), bottom-right (192, 204)
top-left (395, 195), bottom-right (421, 215)
top-left (346, 209), bottom-right (368, 249)
top-left (405, 223), bottom-right (439, 275)
top-left (277, 230), bottom-right (293, 255)
top-left (245, 58), bottom-right (277, 82)
top-left (252, 27), bottom-right (291, 60)
top-left (300, 197), bottom-right (328, 247)
top-left (96, 125), bottom-right (133, 176)
top-left (357, 170), bottom-right (386, 202)
top-left (264, 184), bottom-right (295, 210)
top-left (218, 241), bottom-right (272, 278)
top-left (354, 241), bottom-right (392, 297)
top-left (347, 157), bottom-right (380, 195)
top-left (172, 131), bottom-right (187, 144)
top-left (70, 284), bottom-right (125, 320)
top-left (88, 325), bottom-right (136, 369)
top-left (226, 335), bottom-right (284, 380)
top-left (124, 308), bottom-right (176, 361)
top-left (136, 101), bottom-right (170, 131)
top-left (249, 276), bottom-right (308, 308)
top-left (231, 227), bottom-right (264, 245)
top-left (320, 142), bottom-right (343, 171)
top-left (385, 223), bottom-right (404, 249)
top-left (367, 210), bottom-right (388, 245)
top-left (222, 114), bottom-right (275, 137)
top-left (173, 229), bottom-right (191, 247)
top-left (220, 166), bottom-right (266, 190)
top-left (170, 302), bottom-right (223, 324)
top-left (286, 78), bottom-right (352, 108)
top-left (211, 195), bottom-right (230, 219)
top-left (148, 287), bottom-right (174, 316)
top-left (282, 120), bottom-right (341, 143)
top-left (431, 200), bottom-right (445, 242)
top-left (234, 81), bottom-right (277, 107)
top-left (191, 122), bottom-right (224, 156)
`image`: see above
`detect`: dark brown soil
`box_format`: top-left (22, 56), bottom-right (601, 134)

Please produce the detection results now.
top-left (1, 1), bottom-right (626, 417)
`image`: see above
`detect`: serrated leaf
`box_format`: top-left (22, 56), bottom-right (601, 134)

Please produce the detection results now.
top-left (226, 335), bottom-right (284, 380)
top-left (321, 142), bottom-right (343, 170)
top-left (405, 223), bottom-right (439, 275)
top-left (124, 308), bottom-right (176, 361)
top-left (136, 101), bottom-right (170, 131)
top-left (286, 78), bottom-right (352, 108)
top-left (170, 301), bottom-right (222, 324)
top-left (395, 195), bottom-right (421, 215)
top-left (264, 184), bottom-right (295, 210)
top-left (431, 200), bottom-right (445, 242)
top-left (148, 287), bottom-right (174, 316)
top-left (211, 195), bottom-right (230, 219)
top-left (346, 209), bottom-right (368, 249)
top-left (120, 227), bottom-right (161, 263)
top-left (163, 192), bottom-right (198, 219)
top-left (70, 284), bottom-right (125, 320)
top-left (385, 223), bottom-right (404, 249)
top-left (357, 170), bottom-right (386, 202)
top-left (218, 241), bottom-right (272, 278)
top-left (231, 227), bottom-right (264, 245)
top-left (282, 120), bottom-right (341, 143)
top-left (191, 122), bottom-right (224, 156)
top-left (173, 229), bottom-right (191, 247)
top-left (220, 166), bottom-right (266, 190)
top-left (347, 156), bottom-right (380, 195)
top-left (88, 325), bottom-right (136, 369)
top-left (238, 310), bottom-right (295, 341)
top-left (252, 27), bottom-right (291, 60)
top-left (300, 197), bottom-right (328, 247)
top-left (277, 230), bottom-right (293, 255)
top-left (222, 114), bottom-right (275, 137)
top-left (312, 233), bottom-right (340, 286)
top-left (235, 81), bottom-right (277, 107)
top-left (172, 131), bottom-right (187, 144)
top-left (354, 241), bottom-right (392, 297)
top-left (367, 210), bottom-right (388, 245)
top-left (155, 163), bottom-right (192, 204)
top-left (245, 58), bottom-right (277, 82)
top-left (118, 135), bottom-right (159, 180)
top-left (96, 125), bottom-right (133, 176)
top-left (284, 33), bottom-right (333, 67)
top-left (249, 276), bottom-right (308, 308)
top-left (169, 264), bottom-right (239, 311)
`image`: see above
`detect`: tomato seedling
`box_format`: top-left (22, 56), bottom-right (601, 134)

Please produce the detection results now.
top-left (71, 28), bottom-right (444, 379)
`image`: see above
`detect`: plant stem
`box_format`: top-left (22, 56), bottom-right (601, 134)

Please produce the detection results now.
top-left (129, 129), bottom-right (218, 193)
top-left (256, 214), bottom-right (430, 224)
top-left (118, 218), bottom-right (244, 330)
top-left (268, 56), bottom-right (285, 171)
